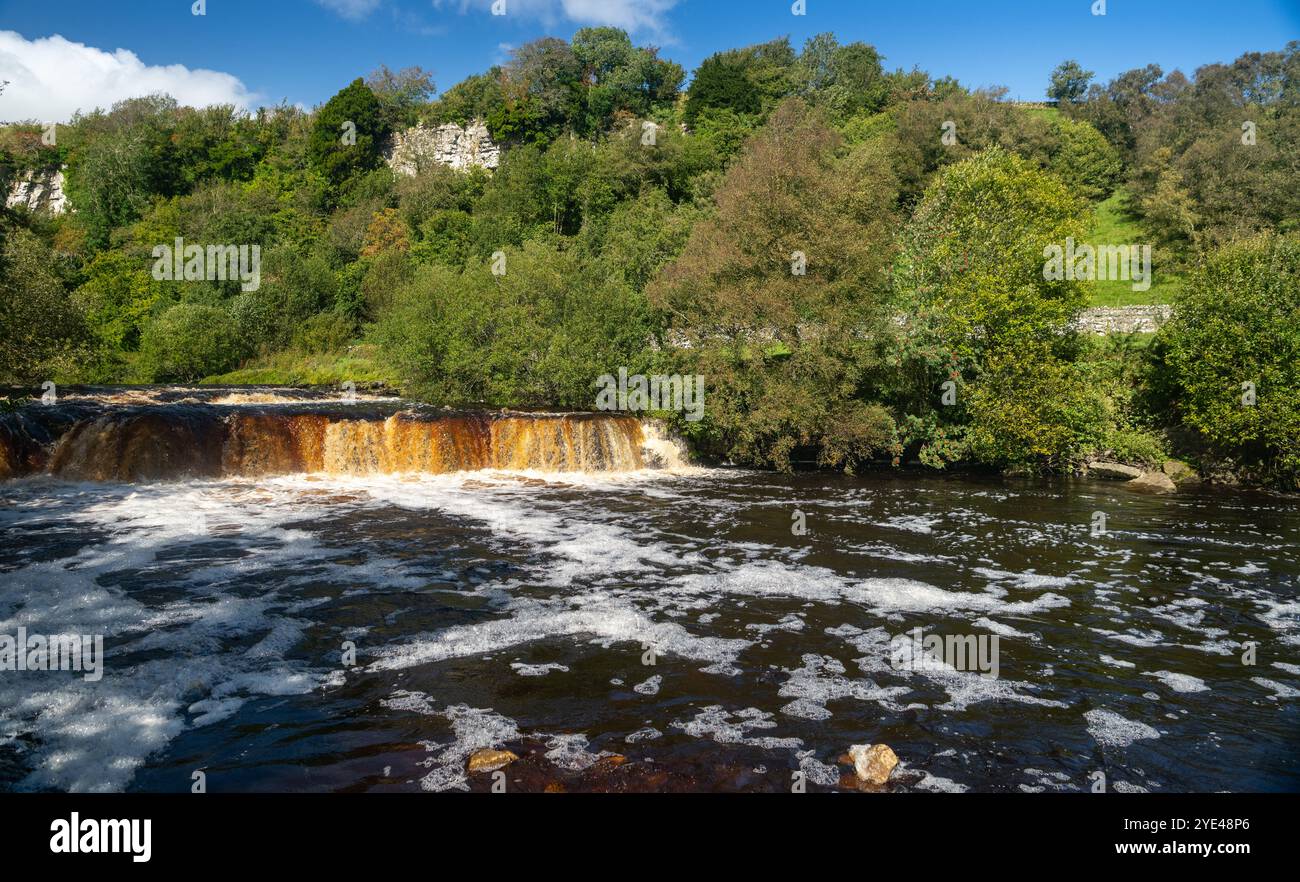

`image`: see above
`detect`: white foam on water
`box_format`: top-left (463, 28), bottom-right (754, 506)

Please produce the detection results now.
top-left (1085, 709), bottom-right (1161, 748)
top-left (885, 634), bottom-right (1067, 712)
top-left (1252, 678), bottom-right (1300, 699)
top-left (1255, 598), bottom-right (1300, 647)
top-left (0, 481), bottom-right (343, 791)
top-left (544, 734), bottom-right (609, 771)
top-left (902, 764), bottom-right (970, 793)
top-left (796, 750), bottom-right (841, 787)
top-left (973, 617), bottom-right (1037, 639)
top-left (1100, 655), bottom-right (1137, 669)
top-left (625, 727), bottom-right (661, 743)
top-left (368, 597), bottom-right (751, 672)
top-left (777, 654), bottom-right (911, 719)
top-left (420, 703), bottom-right (522, 793)
top-left (1092, 627), bottom-right (1169, 648)
top-left (873, 515), bottom-right (940, 534)
top-left (1144, 671), bottom-right (1210, 693)
top-left (747, 613), bottom-right (806, 635)
top-left (672, 706), bottom-right (803, 750)
top-left (632, 674), bottom-right (663, 696)
top-left (510, 662), bottom-right (569, 677)
top-left (852, 581), bottom-right (1070, 616)
top-left (973, 568), bottom-right (1075, 589)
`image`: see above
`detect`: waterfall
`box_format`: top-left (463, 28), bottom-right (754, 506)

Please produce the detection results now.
top-left (1, 402), bottom-right (653, 482)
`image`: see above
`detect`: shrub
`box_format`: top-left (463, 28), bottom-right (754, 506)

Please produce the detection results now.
top-left (139, 303), bottom-right (241, 382)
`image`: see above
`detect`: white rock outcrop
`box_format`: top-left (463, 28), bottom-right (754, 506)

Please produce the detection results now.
top-left (387, 120), bottom-right (500, 176)
top-left (6, 167), bottom-right (68, 215)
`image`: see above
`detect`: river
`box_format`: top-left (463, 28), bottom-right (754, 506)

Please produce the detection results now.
top-left (0, 389), bottom-right (1297, 792)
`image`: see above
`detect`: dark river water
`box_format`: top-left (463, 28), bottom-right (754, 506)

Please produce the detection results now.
top-left (1, 463), bottom-right (1297, 793)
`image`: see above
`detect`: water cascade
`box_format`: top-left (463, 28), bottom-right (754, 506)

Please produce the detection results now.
top-left (1, 400), bottom-right (654, 482)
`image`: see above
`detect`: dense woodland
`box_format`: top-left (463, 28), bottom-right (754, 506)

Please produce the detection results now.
top-left (0, 32), bottom-right (1297, 486)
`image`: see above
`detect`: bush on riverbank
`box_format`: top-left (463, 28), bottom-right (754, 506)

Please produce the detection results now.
top-left (1151, 235), bottom-right (1300, 489)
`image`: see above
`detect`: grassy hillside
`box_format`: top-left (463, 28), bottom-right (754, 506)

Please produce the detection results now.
top-left (1085, 190), bottom-right (1180, 307)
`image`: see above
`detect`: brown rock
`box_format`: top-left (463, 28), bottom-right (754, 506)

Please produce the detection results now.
top-left (467, 749), bottom-right (519, 774)
top-left (848, 744), bottom-right (899, 786)
top-left (1127, 471), bottom-right (1177, 494)
top-left (1089, 461), bottom-right (1145, 480)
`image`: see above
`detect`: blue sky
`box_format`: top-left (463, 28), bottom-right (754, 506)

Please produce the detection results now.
top-left (1, 0), bottom-right (1297, 120)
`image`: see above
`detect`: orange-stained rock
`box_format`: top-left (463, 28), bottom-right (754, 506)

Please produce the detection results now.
top-left (467, 749), bottom-right (519, 774)
top-left (848, 744), bottom-right (899, 786)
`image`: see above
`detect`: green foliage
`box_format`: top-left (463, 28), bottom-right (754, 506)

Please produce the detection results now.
top-left (292, 311), bottom-right (357, 354)
top-left (1078, 43), bottom-right (1300, 262)
top-left (892, 148), bottom-right (1095, 468)
top-left (365, 66), bottom-right (436, 130)
top-left (795, 34), bottom-right (889, 120)
top-left (1154, 235), bottom-right (1300, 487)
top-left (64, 98), bottom-right (177, 248)
top-left (1049, 116), bottom-right (1122, 202)
top-left (1048, 60), bottom-right (1094, 104)
top-left (965, 343), bottom-right (1109, 467)
top-left (374, 240), bottom-right (658, 408)
top-left (651, 99), bottom-right (901, 472)
top-left (895, 147), bottom-right (1090, 361)
top-left (308, 79), bottom-right (390, 187)
top-left (139, 303), bottom-right (241, 383)
top-left (0, 229), bottom-right (87, 383)
top-left (685, 56), bottom-right (762, 126)
top-left (887, 89), bottom-right (1055, 205)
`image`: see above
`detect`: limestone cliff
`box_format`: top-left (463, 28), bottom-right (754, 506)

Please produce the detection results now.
top-left (6, 167), bottom-right (68, 215)
top-left (386, 120), bottom-right (501, 176)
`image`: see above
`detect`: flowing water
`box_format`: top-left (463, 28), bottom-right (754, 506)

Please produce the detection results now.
top-left (0, 389), bottom-right (1297, 793)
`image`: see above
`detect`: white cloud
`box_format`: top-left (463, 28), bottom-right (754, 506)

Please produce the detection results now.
top-left (433, 0), bottom-right (680, 38)
top-left (313, 0), bottom-right (384, 20)
top-left (0, 31), bottom-right (259, 123)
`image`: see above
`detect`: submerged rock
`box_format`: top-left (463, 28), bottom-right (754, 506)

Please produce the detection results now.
top-left (467, 749), bottom-right (519, 774)
top-left (847, 744), bottom-right (899, 786)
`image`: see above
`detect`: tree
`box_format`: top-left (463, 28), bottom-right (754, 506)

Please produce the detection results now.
top-left (1154, 235), bottom-right (1300, 487)
top-left (685, 56), bottom-right (762, 126)
top-left (892, 148), bottom-right (1093, 468)
top-left (650, 98), bottom-right (901, 471)
top-left (1048, 116), bottom-right (1122, 202)
top-left (1048, 60), bottom-right (1094, 104)
top-left (795, 35), bottom-right (889, 120)
top-left (0, 229), bottom-right (86, 384)
top-left (895, 147), bottom-right (1089, 362)
top-left (308, 79), bottom-right (390, 187)
top-left (64, 96), bottom-right (181, 248)
top-left (366, 66), bottom-right (436, 129)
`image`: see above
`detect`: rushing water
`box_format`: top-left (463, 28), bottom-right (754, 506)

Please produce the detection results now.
top-left (0, 391), bottom-right (1297, 793)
